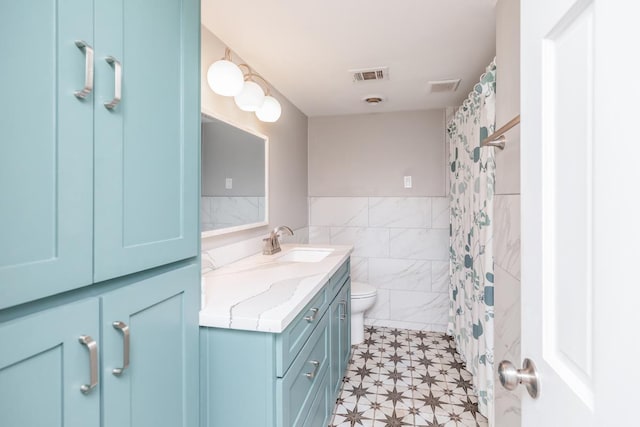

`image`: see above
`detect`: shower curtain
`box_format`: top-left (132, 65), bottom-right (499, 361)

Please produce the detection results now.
top-left (447, 60), bottom-right (496, 423)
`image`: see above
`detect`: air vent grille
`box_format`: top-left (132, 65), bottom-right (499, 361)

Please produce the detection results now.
top-left (428, 79), bottom-right (461, 93)
top-left (350, 67), bottom-right (389, 83)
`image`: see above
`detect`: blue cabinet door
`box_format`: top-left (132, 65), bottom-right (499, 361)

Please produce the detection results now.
top-left (0, 0), bottom-right (94, 309)
top-left (330, 280), bottom-right (351, 396)
top-left (93, 0), bottom-right (200, 282)
top-left (101, 264), bottom-right (199, 427)
top-left (0, 299), bottom-right (100, 427)
top-left (339, 282), bottom-right (352, 378)
top-left (329, 292), bottom-right (342, 396)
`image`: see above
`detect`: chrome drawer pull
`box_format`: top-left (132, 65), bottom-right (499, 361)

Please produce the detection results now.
top-left (112, 321), bottom-right (130, 376)
top-left (78, 335), bottom-right (98, 394)
top-left (74, 40), bottom-right (94, 99)
top-left (104, 56), bottom-right (122, 110)
top-left (304, 360), bottom-right (320, 380)
top-left (339, 300), bottom-right (347, 321)
top-left (304, 308), bottom-right (319, 323)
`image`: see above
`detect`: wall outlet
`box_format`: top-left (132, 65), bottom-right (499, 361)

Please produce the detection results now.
top-left (403, 176), bottom-right (412, 188)
top-left (225, 178), bottom-right (233, 189)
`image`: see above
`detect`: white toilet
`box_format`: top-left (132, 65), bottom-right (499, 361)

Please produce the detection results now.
top-left (350, 281), bottom-right (377, 345)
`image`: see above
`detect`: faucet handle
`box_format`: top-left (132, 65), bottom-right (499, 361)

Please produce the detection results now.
top-left (272, 225), bottom-right (294, 237)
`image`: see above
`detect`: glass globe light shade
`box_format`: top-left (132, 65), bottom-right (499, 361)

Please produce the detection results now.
top-left (207, 60), bottom-right (244, 96)
top-left (234, 81), bottom-right (265, 111)
top-left (255, 95), bottom-right (282, 122)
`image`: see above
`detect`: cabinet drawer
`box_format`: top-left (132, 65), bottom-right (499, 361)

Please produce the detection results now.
top-left (276, 312), bottom-right (329, 427)
top-left (275, 287), bottom-right (328, 376)
top-left (327, 260), bottom-right (350, 301)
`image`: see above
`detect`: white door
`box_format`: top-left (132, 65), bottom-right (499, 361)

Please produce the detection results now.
top-left (520, 0), bottom-right (640, 425)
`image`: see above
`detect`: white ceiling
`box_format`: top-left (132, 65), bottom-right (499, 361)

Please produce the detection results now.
top-left (202, 0), bottom-right (497, 117)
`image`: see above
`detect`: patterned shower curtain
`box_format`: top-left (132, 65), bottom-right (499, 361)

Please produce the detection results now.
top-left (447, 60), bottom-right (496, 423)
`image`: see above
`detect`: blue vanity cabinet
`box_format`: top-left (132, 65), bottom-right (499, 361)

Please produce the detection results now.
top-left (0, 0), bottom-right (200, 425)
top-left (0, 299), bottom-right (101, 427)
top-left (0, 0), bottom-right (94, 309)
top-left (93, 0), bottom-right (200, 282)
top-left (101, 264), bottom-right (200, 427)
top-left (0, 263), bottom-right (199, 427)
top-left (200, 259), bottom-right (352, 427)
top-left (0, 0), bottom-right (200, 308)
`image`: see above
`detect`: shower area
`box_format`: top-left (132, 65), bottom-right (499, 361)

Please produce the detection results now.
top-left (446, 1), bottom-right (522, 425)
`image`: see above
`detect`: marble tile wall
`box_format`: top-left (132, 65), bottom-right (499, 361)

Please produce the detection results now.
top-left (201, 196), bottom-right (265, 231)
top-left (493, 194), bottom-right (521, 427)
top-left (308, 196), bottom-right (450, 332)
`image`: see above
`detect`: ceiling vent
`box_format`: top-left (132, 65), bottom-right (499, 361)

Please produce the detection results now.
top-left (350, 67), bottom-right (389, 83)
top-left (362, 95), bottom-right (385, 105)
top-left (428, 79), bottom-right (461, 93)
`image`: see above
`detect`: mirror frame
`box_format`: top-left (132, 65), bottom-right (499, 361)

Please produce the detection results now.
top-left (200, 107), bottom-right (269, 237)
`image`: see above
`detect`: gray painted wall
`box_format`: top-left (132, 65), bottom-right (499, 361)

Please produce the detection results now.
top-left (494, 1), bottom-right (522, 426)
top-left (201, 25), bottom-right (308, 250)
top-left (308, 110), bottom-right (446, 197)
top-left (201, 120), bottom-right (265, 196)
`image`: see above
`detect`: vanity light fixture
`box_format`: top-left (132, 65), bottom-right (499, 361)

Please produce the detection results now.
top-left (207, 47), bottom-right (244, 96)
top-left (234, 64), bottom-right (266, 112)
top-left (208, 48), bottom-right (282, 122)
top-left (255, 94), bottom-right (282, 123)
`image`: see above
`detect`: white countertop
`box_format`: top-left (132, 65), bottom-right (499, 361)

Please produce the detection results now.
top-left (199, 244), bottom-right (353, 333)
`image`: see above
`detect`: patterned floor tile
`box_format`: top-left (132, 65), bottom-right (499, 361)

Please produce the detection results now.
top-left (329, 326), bottom-right (488, 427)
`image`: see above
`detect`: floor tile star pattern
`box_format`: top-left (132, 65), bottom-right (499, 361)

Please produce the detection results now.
top-left (329, 326), bottom-right (488, 427)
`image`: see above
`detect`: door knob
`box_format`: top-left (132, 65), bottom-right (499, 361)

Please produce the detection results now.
top-left (498, 358), bottom-right (540, 399)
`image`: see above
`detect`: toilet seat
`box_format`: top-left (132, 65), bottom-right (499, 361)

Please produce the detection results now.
top-left (351, 281), bottom-right (377, 299)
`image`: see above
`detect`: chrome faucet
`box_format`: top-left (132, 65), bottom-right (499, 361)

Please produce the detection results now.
top-left (262, 225), bottom-right (294, 255)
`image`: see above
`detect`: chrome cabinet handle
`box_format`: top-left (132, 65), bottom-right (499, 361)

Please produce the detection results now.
top-left (339, 300), bottom-right (347, 320)
top-left (304, 308), bottom-right (319, 323)
top-left (112, 321), bottom-right (130, 376)
top-left (78, 335), bottom-right (98, 394)
top-left (74, 40), bottom-right (94, 99)
top-left (304, 360), bottom-right (320, 379)
top-left (104, 56), bottom-right (122, 109)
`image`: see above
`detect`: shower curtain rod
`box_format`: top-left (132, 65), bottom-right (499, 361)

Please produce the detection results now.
top-left (481, 114), bottom-right (520, 149)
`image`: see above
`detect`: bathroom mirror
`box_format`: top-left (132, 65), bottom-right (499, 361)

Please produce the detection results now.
top-left (201, 111), bottom-right (268, 236)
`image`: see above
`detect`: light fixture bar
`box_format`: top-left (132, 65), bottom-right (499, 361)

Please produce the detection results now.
top-left (208, 48), bottom-right (282, 122)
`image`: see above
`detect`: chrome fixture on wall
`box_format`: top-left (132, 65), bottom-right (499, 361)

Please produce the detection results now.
top-left (207, 47), bottom-right (282, 123)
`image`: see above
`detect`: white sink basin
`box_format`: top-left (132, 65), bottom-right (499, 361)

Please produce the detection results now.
top-left (277, 248), bottom-right (334, 263)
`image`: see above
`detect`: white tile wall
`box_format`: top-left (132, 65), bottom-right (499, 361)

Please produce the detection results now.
top-left (431, 260), bottom-right (450, 294)
top-left (308, 226), bottom-right (331, 244)
top-left (369, 197), bottom-right (431, 228)
top-left (493, 194), bottom-right (521, 427)
top-left (309, 197), bottom-right (368, 226)
top-left (494, 264), bottom-right (522, 427)
top-left (350, 256), bottom-right (369, 282)
top-left (369, 258), bottom-right (431, 292)
top-left (431, 197), bottom-right (450, 229)
top-left (309, 196), bottom-right (450, 331)
top-left (389, 291), bottom-right (449, 325)
top-left (201, 196), bottom-right (265, 231)
top-left (331, 227), bottom-right (390, 258)
top-left (494, 195), bottom-right (521, 279)
top-left (389, 228), bottom-right (449, 260)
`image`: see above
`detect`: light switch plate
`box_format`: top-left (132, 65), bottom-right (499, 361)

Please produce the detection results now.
top-left (403, 176), bottom-right (412, 188)
top-left (225, 178), bottom-right (233, 189)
